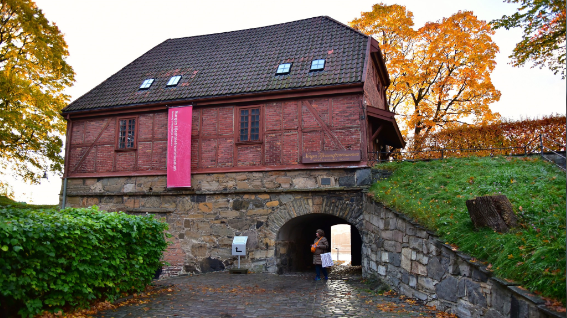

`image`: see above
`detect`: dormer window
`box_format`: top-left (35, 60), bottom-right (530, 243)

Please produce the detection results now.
top-left (167, 75), bottom-right (182, 87)
top-left (139, 79), bottom-right (154, 89)
top-left (310, 59), bottom-right (325, 71)
top-left (276, 63), bottom-right (292, 75)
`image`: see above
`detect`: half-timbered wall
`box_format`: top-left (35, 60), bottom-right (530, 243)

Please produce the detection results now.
top-left (68, 112), bottom-right (168, 176)
top-left (66, 94), bottom-right (367, 177)
top-left (363, 61), bottom-right (385, 110)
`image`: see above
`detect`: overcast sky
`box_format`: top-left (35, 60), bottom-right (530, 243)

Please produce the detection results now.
top-left (8, 0), bottom-right (566, 204)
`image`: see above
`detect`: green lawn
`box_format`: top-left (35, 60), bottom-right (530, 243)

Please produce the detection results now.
top-left (0, 195), bottom-right (58, 209)
top-left (370, 156), bottom-right (566, 303)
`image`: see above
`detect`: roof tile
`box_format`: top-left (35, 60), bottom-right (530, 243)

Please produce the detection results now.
top-left (64, 16), bottom-right (368, 112)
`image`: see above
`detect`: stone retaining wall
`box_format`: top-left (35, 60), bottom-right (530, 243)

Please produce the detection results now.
top-left (362, 197), bottom-right (564, 318)
top-left (62, 168), bottom-right (371, 276)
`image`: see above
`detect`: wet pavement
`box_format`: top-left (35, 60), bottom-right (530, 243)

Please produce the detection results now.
top-left (96, 267), bottom-right (440, 318)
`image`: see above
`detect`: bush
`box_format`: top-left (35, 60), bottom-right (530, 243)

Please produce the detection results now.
top-left (0, 206), bottom-right (169, 317)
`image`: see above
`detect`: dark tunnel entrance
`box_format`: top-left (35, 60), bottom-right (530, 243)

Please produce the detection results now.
top-left (275, 213), bottom-right (362, 274)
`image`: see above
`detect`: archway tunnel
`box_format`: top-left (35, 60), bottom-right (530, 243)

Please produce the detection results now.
top-left (275, 213), bottom-right (362, 274)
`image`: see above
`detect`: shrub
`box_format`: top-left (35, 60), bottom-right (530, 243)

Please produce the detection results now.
top-left (0, 206), bottom-right (169, 317)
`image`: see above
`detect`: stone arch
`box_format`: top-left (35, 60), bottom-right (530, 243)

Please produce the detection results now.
top-left (267, 195), bottom-right (365, 274)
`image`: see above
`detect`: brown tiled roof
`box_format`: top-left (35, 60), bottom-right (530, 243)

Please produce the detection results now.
top-left (64, 16), bottom-right (369, 112)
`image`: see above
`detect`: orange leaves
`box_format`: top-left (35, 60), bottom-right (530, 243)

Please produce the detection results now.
top-left (350, 5), bottom-right (501, 150)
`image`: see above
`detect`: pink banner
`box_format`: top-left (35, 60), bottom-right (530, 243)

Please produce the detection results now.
top-left (167, 106), bottom-right (193, 188)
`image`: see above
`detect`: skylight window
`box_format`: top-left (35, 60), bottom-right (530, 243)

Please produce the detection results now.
top-left (167, 75), bottom-right (182, 87)
top-left (139, 79), bottom-right (154, 89)
top-left (310, 59), bottom-right (325, 71)
top-left (276, 63), bottom-right (292, 75)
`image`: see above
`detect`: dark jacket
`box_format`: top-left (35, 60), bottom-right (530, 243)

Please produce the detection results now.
top-left (312, 236), bottom-right (329, 265)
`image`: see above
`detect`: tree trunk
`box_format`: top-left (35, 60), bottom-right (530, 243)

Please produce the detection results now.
top-left (465, 195), bottom-right (518, 233)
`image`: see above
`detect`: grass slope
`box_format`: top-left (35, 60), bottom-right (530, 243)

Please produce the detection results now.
top-left (0, 195), bottom-right (58, 209)
top-left (370, 156), bottom-right (566, 303)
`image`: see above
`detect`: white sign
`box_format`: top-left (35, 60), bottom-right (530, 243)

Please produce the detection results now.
top-left (232, 236), bottom-right (248, 256)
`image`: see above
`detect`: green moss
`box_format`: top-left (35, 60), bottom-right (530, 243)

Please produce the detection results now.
top-left (370, 156), bottom-right (566, 303)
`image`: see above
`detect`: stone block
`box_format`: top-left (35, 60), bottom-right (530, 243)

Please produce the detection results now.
top-left (378, 265), bottom-right (386, 276)
top-left (247, 209), bottom-right (269, 216)
top-left (383, 241), bottom-right (401, 253)
top-left (124, 197), bottom-right (140, 209)
top-left (161, 196), bottom-right (177, 208)
top-left (412, 261), bottom-right (427, 276)
top-left (465, 279), bottom-right (487, 307)
top-left (436, 276), bottom-right (459, 302)
top-left (177, 197), bottom-right (193, 211)
top-left (381, 230), bottom-right (393, 240)
top-left (389, 252), bottom-right (401, 267)
top-left (191, 243), bottom-right (208, 257)
top-left (381, 252), bottom-right (389, 263)
top-left (235, 174), bottom-right (248, 181)
top-left (213, 201), bottom-right (229, 209)
top-left (401, 248), bottom-right (412, 272)
top-left (123, 184), bottom-right (136, 192)
top-left (392, 230), bottom-right (404, 243)
top-left (220, 210), bottom-right (240, 218)
top-left (279, 194), bottom-right (294, 203)
top-left (236, 181), bottom-right (250, 189)
top-left (409, 275), bottom-right (417, 287)
top-left (418, 276), bottom-right (437, 292)
top-left (456, 300), bottom-right (474, 318)
top-left (211, 224), bottom-right (233, 237)
top-left (258, 194), bottom-right (270, 200)
top-left (184, 219), bottom-right (191, 228)
top-left (198, 202), bottom-right (213, 213)
top-left (266, 201), bottom-right (279, 207)
top-left (184, 229), bottom-right (201, 240)
top-left (409, 237), bottom-right (424, 250)
top-left (275, 177), bottom-right (291, 185)
top-left (313, 196), bottom-right (323, 205)
top-left (264, 181), bottom-right (279, 189)
top-left (232, 199), bottom-right (249, 211)
top-left (427, 257), bottom-right (445, 281)
top-left (293, 177), bottom-right (317, 188)
top-left (338, 175), bottom-right (355, 187)
top-left (355, 168), bottom-right (372, 186)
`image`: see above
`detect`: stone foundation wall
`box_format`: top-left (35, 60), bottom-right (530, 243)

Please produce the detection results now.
top-left (362, 197), bottom-right (563, 318)
top-left (63, 168), bottom-right (371, 276)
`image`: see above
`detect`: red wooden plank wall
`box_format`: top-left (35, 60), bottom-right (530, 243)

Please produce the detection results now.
top-left (66, 94), bottom-right (364, 176)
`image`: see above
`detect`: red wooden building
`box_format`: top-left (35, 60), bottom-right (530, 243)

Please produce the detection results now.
top-left (62, 16), bottom-right (404, 275)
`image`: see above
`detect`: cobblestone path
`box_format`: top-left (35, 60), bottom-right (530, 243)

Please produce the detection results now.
top-left (96, 269), bottom-right (439, 318)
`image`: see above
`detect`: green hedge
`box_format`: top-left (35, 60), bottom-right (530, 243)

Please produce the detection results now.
top-left (0, 206), bottom-right (169, 317)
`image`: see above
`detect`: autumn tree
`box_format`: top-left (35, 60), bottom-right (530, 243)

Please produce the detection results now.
top-left (0, 0), bottom-right (74, 183)
top-left (350, 4), bottom-right (501, 150)
top-left (492, 0), bottom-right (566, 79)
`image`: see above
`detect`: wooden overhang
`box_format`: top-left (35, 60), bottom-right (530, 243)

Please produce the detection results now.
top-left (367, 106), bottom-right (405, 149)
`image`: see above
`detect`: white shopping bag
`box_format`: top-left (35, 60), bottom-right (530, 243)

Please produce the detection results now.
top-left (321, 252), bottom-right (334, 268)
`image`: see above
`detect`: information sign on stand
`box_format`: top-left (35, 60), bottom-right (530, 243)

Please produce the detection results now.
top-left (230, 236), bottom-right (248, 274)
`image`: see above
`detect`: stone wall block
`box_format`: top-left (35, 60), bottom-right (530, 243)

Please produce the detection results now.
top-left (465, 279), bottom-right (488, 307)
top-left (409, 237), bottom-right (423, 250)
top-left (383, 241), bottom-right (401, 253)
top-left (392, 230), bottom-right (404, 243)
top-left (427, 257), bottom-right (446, 281)
top-left (418, 276), bottom-right (437, 292)
top-left (406, 225), bottom-right (416, 236)
top-left (401, 248), bottom-right (412, 272)
top-left (436, 276), bottom-right (459, 302)
top-left (411, 261), bottom-right (427, 276)
top-left (381, 230), bottom-right (393, 240)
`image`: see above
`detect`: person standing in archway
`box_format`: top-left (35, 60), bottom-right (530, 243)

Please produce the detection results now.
top-left (312, 229), bottom-right (329, 281)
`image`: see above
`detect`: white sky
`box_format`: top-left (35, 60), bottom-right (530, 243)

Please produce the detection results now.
top-left (6, 0), bottom-right (566, 204)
